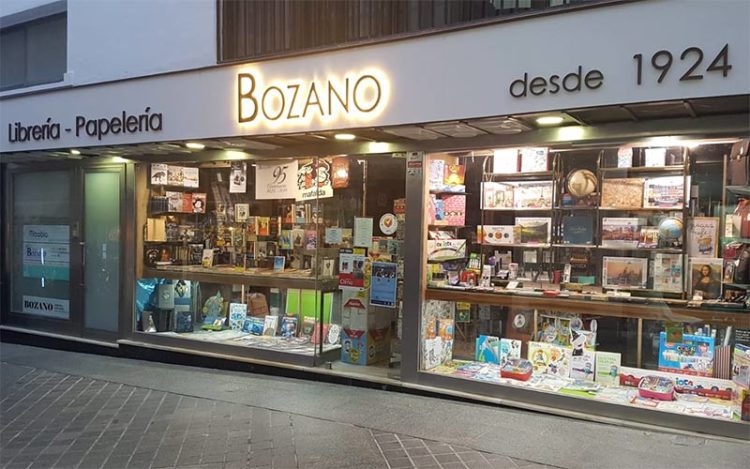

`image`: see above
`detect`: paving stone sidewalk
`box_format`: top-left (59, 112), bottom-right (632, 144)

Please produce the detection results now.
top-left (0, 364), bottom-right (550, 469)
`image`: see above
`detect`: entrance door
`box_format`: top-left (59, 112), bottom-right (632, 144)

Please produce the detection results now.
top-left (4, 165), bottom-right (123, 341)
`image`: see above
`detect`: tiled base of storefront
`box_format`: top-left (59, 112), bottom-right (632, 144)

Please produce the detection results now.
top-left (2, 326), bottom-right (747, 441)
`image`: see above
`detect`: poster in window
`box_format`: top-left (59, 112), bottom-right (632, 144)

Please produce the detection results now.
top-left (255, 160), bottom-right (298, 200)
top-left (370, 261), bottom-right (398, 308)
top-left (229, 162), bottom-right (247, 193)
top-left (296, 158), bottom-right (333, 201)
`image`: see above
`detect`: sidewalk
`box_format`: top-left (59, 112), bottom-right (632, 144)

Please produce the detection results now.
top-left (0, 343), bottom-right (747, 469)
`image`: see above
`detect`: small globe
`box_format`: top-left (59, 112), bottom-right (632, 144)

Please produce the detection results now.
top-left (658, 217), bottom-right (683, 240)
top-left (567, 169), bottom-right (598, 198)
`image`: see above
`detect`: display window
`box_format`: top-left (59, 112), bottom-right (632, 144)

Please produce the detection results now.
top-left (134, 154), bottom-right (405, 374)
top-left (420, 139), bottom-right (750, 424)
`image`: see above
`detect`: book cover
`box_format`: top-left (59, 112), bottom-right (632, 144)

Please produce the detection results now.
top-left (653, 253), bottom-right (683, 292)
top-left (638, 227), bottom-right (659, 248)
top-left (475, 335), bottom-right (501, 364)
top-left (235, 203), bottom-right (249, 222)
top-left (602, 256), bottom-right (648, 289)
top-left (443, 164), bottom-right (465, 186)
top-left (492, 148), bottom-right (518, 174)
top-left (273, 256), bottom-right (285, 272)
top-left (279, 230), bottom-right (292, 249)
top-left (304, 230), bottom-right (317, 250)
top-left (151, 163), bottom-right (168, 185)
top-left (569, 349), bottom-right (596, 381)
top-left (299, 317), bottom-right (316, 338)
top-left (167, 165), bottom-right (184, 186)
top-left (192, 193), bottom-right (207, 213)
top-left (201, 249), bottom-right (214, 268)
top-left (617, 147), bottom-right (632, 168)
top-left (601, 217), bottom-right (641, 248)
top-left (499, 338), bottom-right (522, 364)
top-left (257, 217), bottom-right (270, 236)
top-left (527, 341), bottom-right (571, 377)
top-left (442, 195), bottom-right (466, 226)
top-left (291, 229), bottom-right (305, 247)
top-left (428, 159), bottom-right (446, 188)
top-left (644, 147), bottom-right (667, 167)
top-left (516, 217), bottom-right (551, 244)
top-left (481, 182), bottom-right (514, 209)
top-left (519, 147), bottom-right (548, 172)
top-left (280, 316), bottom-right (298, 337)
top-left (658, 332), bottom-right (715, 377)
top-left (561, 215), bottom-right (594, 245)
top-left (687, 217), bottom-right (719, 258)
top-left (182, 167), bottom-right (200, 188)
top-left (180, 193), bottom-right (192, 213)
top-left (513, 181), bottom-right (553, 209)
top-left (601, 178), bottom-right (644, 208)
top-left (643, 176), bottom-right (684, 209)
top-left (166, 191), bottom-right (182, 212)
top-left (173, 311), bottom-right (193, 333)
top-left (242, 316), bottom-right (264, 335)
top-left (263, 315), bottom-right (279, 336)
top-left (228, 303), bottom-right (248, 330)
top-left (594, 351), bottom-right (621, 386)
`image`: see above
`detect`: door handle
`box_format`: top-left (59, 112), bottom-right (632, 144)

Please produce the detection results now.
top-left (80, 241), bottom-right (86, 287)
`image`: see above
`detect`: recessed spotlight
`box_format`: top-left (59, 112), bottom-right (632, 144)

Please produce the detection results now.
top-left (536, 116), bottom-right (564, 126)
top-left (185, 142), bottom-right (205, 150)
top-left (70, 149), bottom-right (81, 155)
top-left (225, 150), bottom-right (247, 160)
top-left (334, 133), bottom-right (356, 141)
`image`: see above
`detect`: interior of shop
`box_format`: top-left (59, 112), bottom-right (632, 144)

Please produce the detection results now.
top-left (420, 138), bottom-right (749, 423)
top-left (134, 153), bottom-right (406, 378)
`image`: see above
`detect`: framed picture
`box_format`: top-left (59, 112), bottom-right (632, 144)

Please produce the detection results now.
top-left (602, 256), bottom-right (648, 289)
top-left (688, 257), bottom-right (723, 300)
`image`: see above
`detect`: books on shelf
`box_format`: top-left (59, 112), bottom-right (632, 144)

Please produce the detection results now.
top-left (602, 256), bottom-right (648, 289)
top-left (643, 176), bottom-right (684, 209)
top-left (594, 351), bottom-right (621, 386)
top-left (516, 217), bottom-right (551, 244)
top-left (527, 341), bottom-right (571, 378)
top-left (601, 178), bottom-right (644, 208)
top-left (513, 181), bottom-right (553, 209)
top-left (561, 215), bottom-right (594, 245)
top-left (644, 147), bottom-right (667, 167)
top-left (601, 217), bottom-right (641, 248)
top-left (687, 217), bottom-right (719, 258)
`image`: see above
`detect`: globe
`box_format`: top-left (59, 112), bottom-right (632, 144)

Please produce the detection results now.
top-left (658, 217), bottom-right (683, 240)
top-left (567, 169), bottom-right (598, 198)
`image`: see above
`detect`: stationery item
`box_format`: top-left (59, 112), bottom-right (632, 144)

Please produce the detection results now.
top-left (561, 215), bottom-right (594, 245)
top-left (477, 225), bottom-right (517, 245)
top-left (658, 332), bottom-right (715, 377)
top-left (500, 358), bottom-right (533, 381)
top-left (688, 257), bottom-right (723, 300)
top-left (228, 303), bottom-right (248, 330)
top-left (643, 176), bottom-right (684, 209)
top-left (602, 256), bottom-right (648, 289)
top-left (601, 178), bottom-right (644, 208)
top-left (594, 352), bottom-right (621, 386)
top-left (687, 217), bottom-right (719, 258)
top-left (519, 147), bottom-right (548, 172)
top-left (601, 217), bottom-right (641, 248)
top-left (353, 217), bottom-right (373, 248)
top-left (262, 315), bottom-right (279, 336)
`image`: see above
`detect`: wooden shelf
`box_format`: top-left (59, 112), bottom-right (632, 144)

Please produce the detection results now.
top-left (554, 206), bottom-right (597, 211)
top-left (482, 207), bottom-right (552, 212)
top-left (474, 243), bottom-right (551, 248)
top-left (150, 211), bottom-right (206, 216)
top-left (597, 245), bottom-right (683, 254)
top-left (424, 288), bottom-right (750, 328)
top-left (429, 191), bottom-right (469, 196)
top-left (552, 243), bottom-right (596, 249)
top-left (724, 283), bottom-right (750, 289)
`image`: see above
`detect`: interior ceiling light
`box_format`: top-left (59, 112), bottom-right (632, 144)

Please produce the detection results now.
top-left (185, 142), bottom-right (206, 150)
top-left (334, 133), bottom-right (356, 141)
top-left (70, 149), bottom-right (81, 155)
top-left (536, 116), bottom-right (564, 126)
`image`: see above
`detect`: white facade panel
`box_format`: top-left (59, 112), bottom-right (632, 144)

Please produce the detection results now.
top-left (1, 0), bottom-right (748, 153)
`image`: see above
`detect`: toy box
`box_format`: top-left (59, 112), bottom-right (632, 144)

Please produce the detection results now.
top-left (501, 358), bottom-right (533, 381)
top-left (658, 332), bottom-right (715, 377)
top-left (340, 327), bottom-right (389, 365)
top-left (638, 375), bottom-right (674, 401)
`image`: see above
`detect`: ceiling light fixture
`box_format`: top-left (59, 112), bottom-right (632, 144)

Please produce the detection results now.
top-left (536, 116), bottom-right (564, 126)
top-left (70, 149), bottom-right (81, 155)
top-left (185, 142), bottom-right (206, 150)
top-left (334, 133), bottom-right (356, 141)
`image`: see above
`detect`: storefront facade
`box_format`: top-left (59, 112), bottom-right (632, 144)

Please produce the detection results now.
top-left (2, 0), bottom-right (750, 439)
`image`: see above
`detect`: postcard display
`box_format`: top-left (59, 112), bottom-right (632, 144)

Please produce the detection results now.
top-left (137, 157), bottom-right (404, 366)
top-left (421, 145), bottom-right (750, 426)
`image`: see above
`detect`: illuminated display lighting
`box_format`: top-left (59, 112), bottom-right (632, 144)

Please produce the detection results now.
top-left (334, 133), bottom-right (356, 141)
top-left (536, 116), bottom-right (564, 125)
top-left (236, 68), bottom-right (390, 131)
top-left (185, 142), bottom-right (205, 150)
top-left (70, 149), bottom-right (81, 155)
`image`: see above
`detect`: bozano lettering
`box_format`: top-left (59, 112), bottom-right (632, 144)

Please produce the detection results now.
top-left (238, 73), bottom-right (383, 123)
top-left (509, 66), bottom-right (604, 98)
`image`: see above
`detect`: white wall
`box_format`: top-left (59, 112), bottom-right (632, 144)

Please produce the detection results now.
top-left (66, 0), bottom-right (216, 85)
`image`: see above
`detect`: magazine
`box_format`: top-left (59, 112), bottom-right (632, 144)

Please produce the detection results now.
top-left (602, 256), bottom-right (648, 289)
top-left (601, 218), bottom-right (640, 248)
top-left (643, 176), bottom-right (684, 209)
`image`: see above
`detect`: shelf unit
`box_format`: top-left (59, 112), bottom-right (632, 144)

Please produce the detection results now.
top-left (720, 152), bottom-right (750, 300)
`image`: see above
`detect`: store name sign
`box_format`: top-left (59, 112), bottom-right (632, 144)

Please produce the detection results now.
top-left (237, 70), bottom-right (388, 125)
top-left (6, 107), bottom-right (163, 144)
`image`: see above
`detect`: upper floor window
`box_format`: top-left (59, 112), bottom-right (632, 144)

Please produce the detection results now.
top-left (1, 12), bottom-right (67, 91)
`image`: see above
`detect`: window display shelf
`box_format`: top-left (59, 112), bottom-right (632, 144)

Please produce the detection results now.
top-left (724, 185), bottom-right (750, 197)
top-left (474, 242), bottom-right (551, 248)
top-left (552, 243), bottom-right (596, 249)
top-left (143, 266), bottom-right (338, 291)
top-left (482, 208), bottom-right (552, 212)
top-left (596, 246), bottom-right (683, 254)
top-left (599, 165), bottom-right (685, 174)
top-left (487, 171), bottom-right (553, 180)
top-left (599, 207), bottom-right (684, 212)
top-left (424, 287), bottom-right (750, 327)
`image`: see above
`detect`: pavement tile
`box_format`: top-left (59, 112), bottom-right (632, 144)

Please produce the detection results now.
top-left (387, 457), bottom-right (414, 468)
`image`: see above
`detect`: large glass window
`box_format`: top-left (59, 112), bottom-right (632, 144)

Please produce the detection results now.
top-left (134, 153), bottom-right (405, 374)
top-left (1, 13), bottom-right (67, 91)
top-left (420, 139), bottom-right (750, 425)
